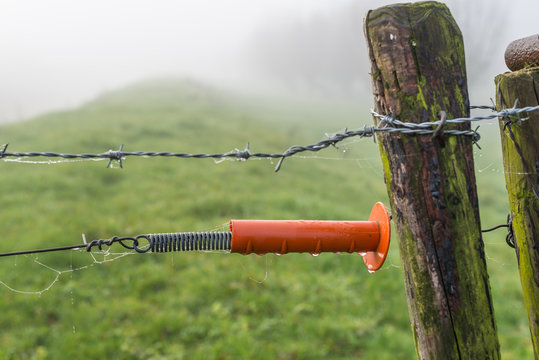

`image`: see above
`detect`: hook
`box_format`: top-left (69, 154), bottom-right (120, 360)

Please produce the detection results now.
top-left (431, 111), bottom-right (447, 139)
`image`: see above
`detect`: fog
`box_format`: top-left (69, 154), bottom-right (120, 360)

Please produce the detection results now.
top-left (1, 0), bottom-right (537, 123)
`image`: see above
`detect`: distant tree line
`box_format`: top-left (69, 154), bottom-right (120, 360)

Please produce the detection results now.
top-left (245, 0), bottom-right (507, 100)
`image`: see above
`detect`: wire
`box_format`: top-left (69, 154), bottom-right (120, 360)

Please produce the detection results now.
top-left (482, 214), bottom-right (515, 248)
top-left (2, 104), bottom-right (537, 171)
top-left (0, 232), bottom-right (233, 257)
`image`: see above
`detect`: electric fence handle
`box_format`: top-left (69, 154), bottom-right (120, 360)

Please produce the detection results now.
top-left (229, 202), bottom-right (391, 271)
top-left (0, 202), bottom-right (391, 272)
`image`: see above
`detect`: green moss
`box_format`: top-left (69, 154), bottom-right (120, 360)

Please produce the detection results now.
top-left (497, 68), bottom-right (539, 356)
top-left (504, 136), bottom-right (539, 354)
top-left (454, 85), bottom-right (466, 115)
top-left (367, 1), bottom-right (501, 357)
top-left (416, 82), bottom-right (428, 110)
top-left (510, 208), bottom-right (539, 345)
top-left (378, 142), bottom-right (393, 197)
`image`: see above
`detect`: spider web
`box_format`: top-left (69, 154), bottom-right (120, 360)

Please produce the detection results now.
top-left (0, 113), bottom-right (525, 294)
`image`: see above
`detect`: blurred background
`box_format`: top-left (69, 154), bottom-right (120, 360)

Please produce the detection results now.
top-left (1, 0), bottom-right (536, 123)
top-left (0, 0), bottom-right (536, 359)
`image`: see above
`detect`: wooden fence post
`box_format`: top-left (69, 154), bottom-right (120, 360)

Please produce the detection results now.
top-left (364, 2), bottom-right (500, 358)
top-left (495, 66), bottom-right (539, 357)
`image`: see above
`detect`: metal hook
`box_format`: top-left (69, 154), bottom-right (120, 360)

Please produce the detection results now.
top-left (431, 111), bottom-right (447, 139)
top-left (505, 214), bottom-right (515, 249)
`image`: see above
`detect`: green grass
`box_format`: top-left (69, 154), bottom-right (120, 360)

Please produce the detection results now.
top-left (0, 78), bottom-right (532, 359)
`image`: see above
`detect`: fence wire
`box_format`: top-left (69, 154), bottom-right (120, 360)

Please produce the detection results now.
top-left (2, 104), bottom-right (538, 172)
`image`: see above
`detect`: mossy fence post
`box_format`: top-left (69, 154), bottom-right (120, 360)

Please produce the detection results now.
top-left (495, 66), bottom-right (539, 357)
top-left (364, 2), bottom-right (500, 358)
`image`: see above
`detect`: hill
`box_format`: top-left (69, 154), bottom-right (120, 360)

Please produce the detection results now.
top-left (0, 79), bottom-right (531, 359)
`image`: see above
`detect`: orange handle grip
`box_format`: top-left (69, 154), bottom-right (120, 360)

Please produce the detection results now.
top-left (230, 220), bottom-right (379, 255)
top-left (229, 202), bottom-right (391, 271)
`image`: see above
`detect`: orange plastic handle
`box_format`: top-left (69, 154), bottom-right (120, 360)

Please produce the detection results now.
top-left (229, 202), bottom-right (391, 271)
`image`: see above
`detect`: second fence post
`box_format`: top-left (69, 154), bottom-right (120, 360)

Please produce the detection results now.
top-left (364, 2), bottom-right (500, 358)
top-left (495, 65), bottom-right (539, 358)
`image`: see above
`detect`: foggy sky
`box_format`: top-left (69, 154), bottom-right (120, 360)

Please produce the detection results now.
top-left (1, 0), bottom-right (536, 123)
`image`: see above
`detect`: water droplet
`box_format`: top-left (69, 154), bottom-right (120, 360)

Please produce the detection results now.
top-left (274, 253), bottom-right (282, 256)
top-left (311, 253), bottom-right (320, 257)
top-left (72, 326), bottom-right (76, 334)
top-left (368, 270), bottom-right (375, 274)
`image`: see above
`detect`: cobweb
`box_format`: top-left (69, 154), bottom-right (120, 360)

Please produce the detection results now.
top-left (0, 111), bottom-right (525, 294)
top-left (0, 248), bottom-right (133, 295)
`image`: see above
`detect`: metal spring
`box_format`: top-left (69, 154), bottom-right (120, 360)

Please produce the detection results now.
top-left (148, 232), bottom-right (232, 252)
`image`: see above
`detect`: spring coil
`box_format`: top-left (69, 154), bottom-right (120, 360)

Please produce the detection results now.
top-left (148, 232), bottom-right (232, 252)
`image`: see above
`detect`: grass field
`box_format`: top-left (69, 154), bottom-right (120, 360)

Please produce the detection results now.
top-left (0, 79), bottom-right (533, 359)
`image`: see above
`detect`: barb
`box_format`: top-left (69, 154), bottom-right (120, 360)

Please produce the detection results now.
top-left (2, 104), bottom-right (538, 171)
top-left (0, 143), bottom-right (7, 158)
top-left (107, 144), bottom-right (124, 168)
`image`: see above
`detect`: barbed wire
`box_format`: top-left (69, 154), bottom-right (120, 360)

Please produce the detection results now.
top-left (0, 103), bottom-right (532, 257)
top-left (370, 102), bottom-right (539, 130)
top-left (2, 104), bottom-right (538, 172)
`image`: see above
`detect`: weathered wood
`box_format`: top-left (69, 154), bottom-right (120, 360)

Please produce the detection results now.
top-left (364, 2), bottom-right (499, 359)
top-left (495, 67), bottom-right (539, 358)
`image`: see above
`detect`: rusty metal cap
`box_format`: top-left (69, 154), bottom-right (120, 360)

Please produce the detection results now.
top-left (505, 34), bottom-right (539, 71)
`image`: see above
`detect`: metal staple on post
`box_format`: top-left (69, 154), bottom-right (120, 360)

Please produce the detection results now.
top-left (431, 111), bottom-right (447, 139)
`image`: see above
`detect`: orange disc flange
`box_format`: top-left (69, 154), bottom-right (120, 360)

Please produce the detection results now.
top-left (362, 202), bottom-right (391, 272)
